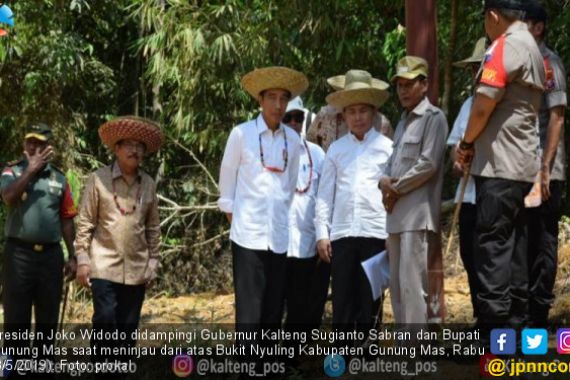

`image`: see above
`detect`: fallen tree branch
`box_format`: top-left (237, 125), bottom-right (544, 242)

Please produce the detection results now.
top-left (169, 137), bottom-right (219, 190)
top-left (190, 230), bottom-right (229, 249)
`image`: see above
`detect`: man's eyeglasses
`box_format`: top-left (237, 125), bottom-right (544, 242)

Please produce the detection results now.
top-left (283, 113), bottom-right (305, 124)
top-left (120, 141), bottom-right (145, 153)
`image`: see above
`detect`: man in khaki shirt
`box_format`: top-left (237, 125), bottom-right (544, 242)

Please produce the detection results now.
top-left (379, 57), bottom-right (448, 324)
top-left (456, 0), bottom-right (545, 327)
top-left (75, 116), bottom-right (163, 366)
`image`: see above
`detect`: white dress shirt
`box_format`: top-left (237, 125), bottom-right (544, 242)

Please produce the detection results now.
top-left (288, 140), bottom-right (325, 259)
top-left (218, 114), bottom-right (301, 254)
top-left (315, 128), bottom-right (393, 242)
top-left (446, 96), bottom-right (476, 204)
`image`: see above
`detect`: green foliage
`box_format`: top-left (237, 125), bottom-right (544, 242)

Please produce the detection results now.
top-left (0, 1), bottom-right (570, 294)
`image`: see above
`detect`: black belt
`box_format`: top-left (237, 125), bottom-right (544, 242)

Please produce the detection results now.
top-left (7, 238), bottom-right (60, 252)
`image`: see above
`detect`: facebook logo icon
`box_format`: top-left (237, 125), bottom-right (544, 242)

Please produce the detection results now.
top-left (491, 329), bottom-right (516, 355)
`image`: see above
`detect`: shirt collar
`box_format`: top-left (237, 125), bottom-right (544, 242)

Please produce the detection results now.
top-left (506, 21), bottom-right (528, 36)
top-left (538, 41), bottom-right (549, 56)
top-left (349, 127), bottom-right (377, 143)
top-left (403, 96), bottom-right (431, 119)
top-left (112, 161), bottom-right (140, 180)
top-left (256, 114), bottom-right (284, 135)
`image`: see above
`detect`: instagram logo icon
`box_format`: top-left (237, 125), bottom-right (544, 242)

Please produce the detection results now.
top-left (172, 354), bottom-right (194, 377)
top-left (557, 329), bottom-right (570, 354)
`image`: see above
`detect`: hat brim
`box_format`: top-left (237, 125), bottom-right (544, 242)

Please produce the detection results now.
top-left (326, 88), bottom-right (389, 110)
top-left (391, 71), bottom-right (427, 82)
top-left (285, 106), bottom-right (305, 113)
top-left (453, 57), bottom-right (483, 68)
top-left (241, 67), bottom-right (309, 99)
top-left (98, 116), bottom-right (164, 154)
top-left (25, 133), bottom-right (48, 142)
top-left (327, 75), bottom-right (390, 91)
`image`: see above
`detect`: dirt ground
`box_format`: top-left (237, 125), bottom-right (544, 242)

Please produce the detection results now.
top-left (62, 243), bottom-right (570, 325)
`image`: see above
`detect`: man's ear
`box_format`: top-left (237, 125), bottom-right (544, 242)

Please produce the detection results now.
top-left (536, 22), bottom-right (545, 38)
top-left (489, 9), bottom-right (500, 24)
top-left (421, 79), bottom-right (429, 96)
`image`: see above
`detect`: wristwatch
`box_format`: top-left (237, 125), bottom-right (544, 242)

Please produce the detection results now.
top-left (459, 139), bottom-right (474, 150)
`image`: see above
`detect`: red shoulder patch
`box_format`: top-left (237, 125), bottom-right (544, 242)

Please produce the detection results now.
top-left (480, 35), bottom-right (507, 88)
top-left (543, 57), bottom-right (555, 92)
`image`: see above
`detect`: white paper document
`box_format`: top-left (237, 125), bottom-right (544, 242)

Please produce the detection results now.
top-left (361, 250), bottom-right (390, 301)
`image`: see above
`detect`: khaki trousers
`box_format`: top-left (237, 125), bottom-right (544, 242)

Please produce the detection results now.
top-left (388, 230), bottom-right (429, 324)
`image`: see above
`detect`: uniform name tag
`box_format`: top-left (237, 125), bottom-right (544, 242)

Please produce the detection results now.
top-left (48, 180), bottom-right (63, 189)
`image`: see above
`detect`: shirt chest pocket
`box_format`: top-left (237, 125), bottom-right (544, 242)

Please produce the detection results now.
top-left (242, 148), bottom-right (257, 166)
top-left (47, 181), bottom-right (63, 197)
top-left (401, 135), bottom-right (422, 160)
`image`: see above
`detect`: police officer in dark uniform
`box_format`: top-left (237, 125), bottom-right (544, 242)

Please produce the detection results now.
top-left (524, 0), bottom-right (568, 327)
top-left (455, 0), bottom-right (545, 328)
top-left (0, 123), bottom-right (77, 359)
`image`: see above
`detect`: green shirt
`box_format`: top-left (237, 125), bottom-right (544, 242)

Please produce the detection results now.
top-left (0, 161), bottom-right (75, 243)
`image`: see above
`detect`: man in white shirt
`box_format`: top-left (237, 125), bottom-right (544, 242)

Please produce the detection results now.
top-left (218, 67), bottom-right (307, 337)
top-left (316, 70), bottom-right (392, 335)
top-left (281, 96), bottom-right (328, 339)
top-left (447, 38), bottom-right (486, 321)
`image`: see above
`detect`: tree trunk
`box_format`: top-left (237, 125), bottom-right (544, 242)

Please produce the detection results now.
top-left (442, 0), bottom-right (458, 116)
top-left (405, 0), bottom-right (439, 105)
top-left (405, 0), bottom-right (446, 322)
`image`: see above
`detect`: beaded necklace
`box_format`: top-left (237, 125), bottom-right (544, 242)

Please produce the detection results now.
top-left (296, 139), bottom-right (313, 194)
top-left (111, 164), bottom-right (142, 215)
top-left (257, 120), bottom-right (288, 173)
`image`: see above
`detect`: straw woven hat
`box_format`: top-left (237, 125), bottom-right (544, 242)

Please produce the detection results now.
top-left (241, 66), bottom-right (309, 99)
top-left (327, 74), bottom-right (389, 92)
top-left (98, 116), bottom-right (164, 154)
top-left (326, 70), bottom-right (389, 109)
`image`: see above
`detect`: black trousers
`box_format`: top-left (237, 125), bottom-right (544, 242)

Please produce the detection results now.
top-left (232, 242), bottom-right (287, 344)
top-left (458, 203), bottom-right (479, 319)
top-left (91, 279), bottom-right (145, 364)
top-left (474, 177), bottom-right (531, 326)
top-left (331, 237), bottom-right (385, 334)
top-left (283, 256), bottom-right (330, 330)
top-left (527, 180), bottom-right (563, 326)
top-left (2, 239), bottom-right (63, 356)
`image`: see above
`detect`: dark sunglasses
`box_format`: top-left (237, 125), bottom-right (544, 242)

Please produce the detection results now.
top-left (283, 113), bottom-right (305, 124)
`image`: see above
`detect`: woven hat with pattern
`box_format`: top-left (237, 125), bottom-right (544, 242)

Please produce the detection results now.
top-left (98, 116), bottom-right (164, 154)
top-left (241, 66), bottom-right (309, 99)
top-left (325, 70), bottom-right (390, 109)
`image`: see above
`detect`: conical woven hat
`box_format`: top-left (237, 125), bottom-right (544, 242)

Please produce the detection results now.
top-left (99, 116), bottom-right (164, 154)
top-left (241, 66), bottom-right (309, 99)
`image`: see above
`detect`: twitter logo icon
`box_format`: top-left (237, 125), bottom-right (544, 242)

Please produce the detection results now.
top-left (522, 329), bottom-right (548, 355)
